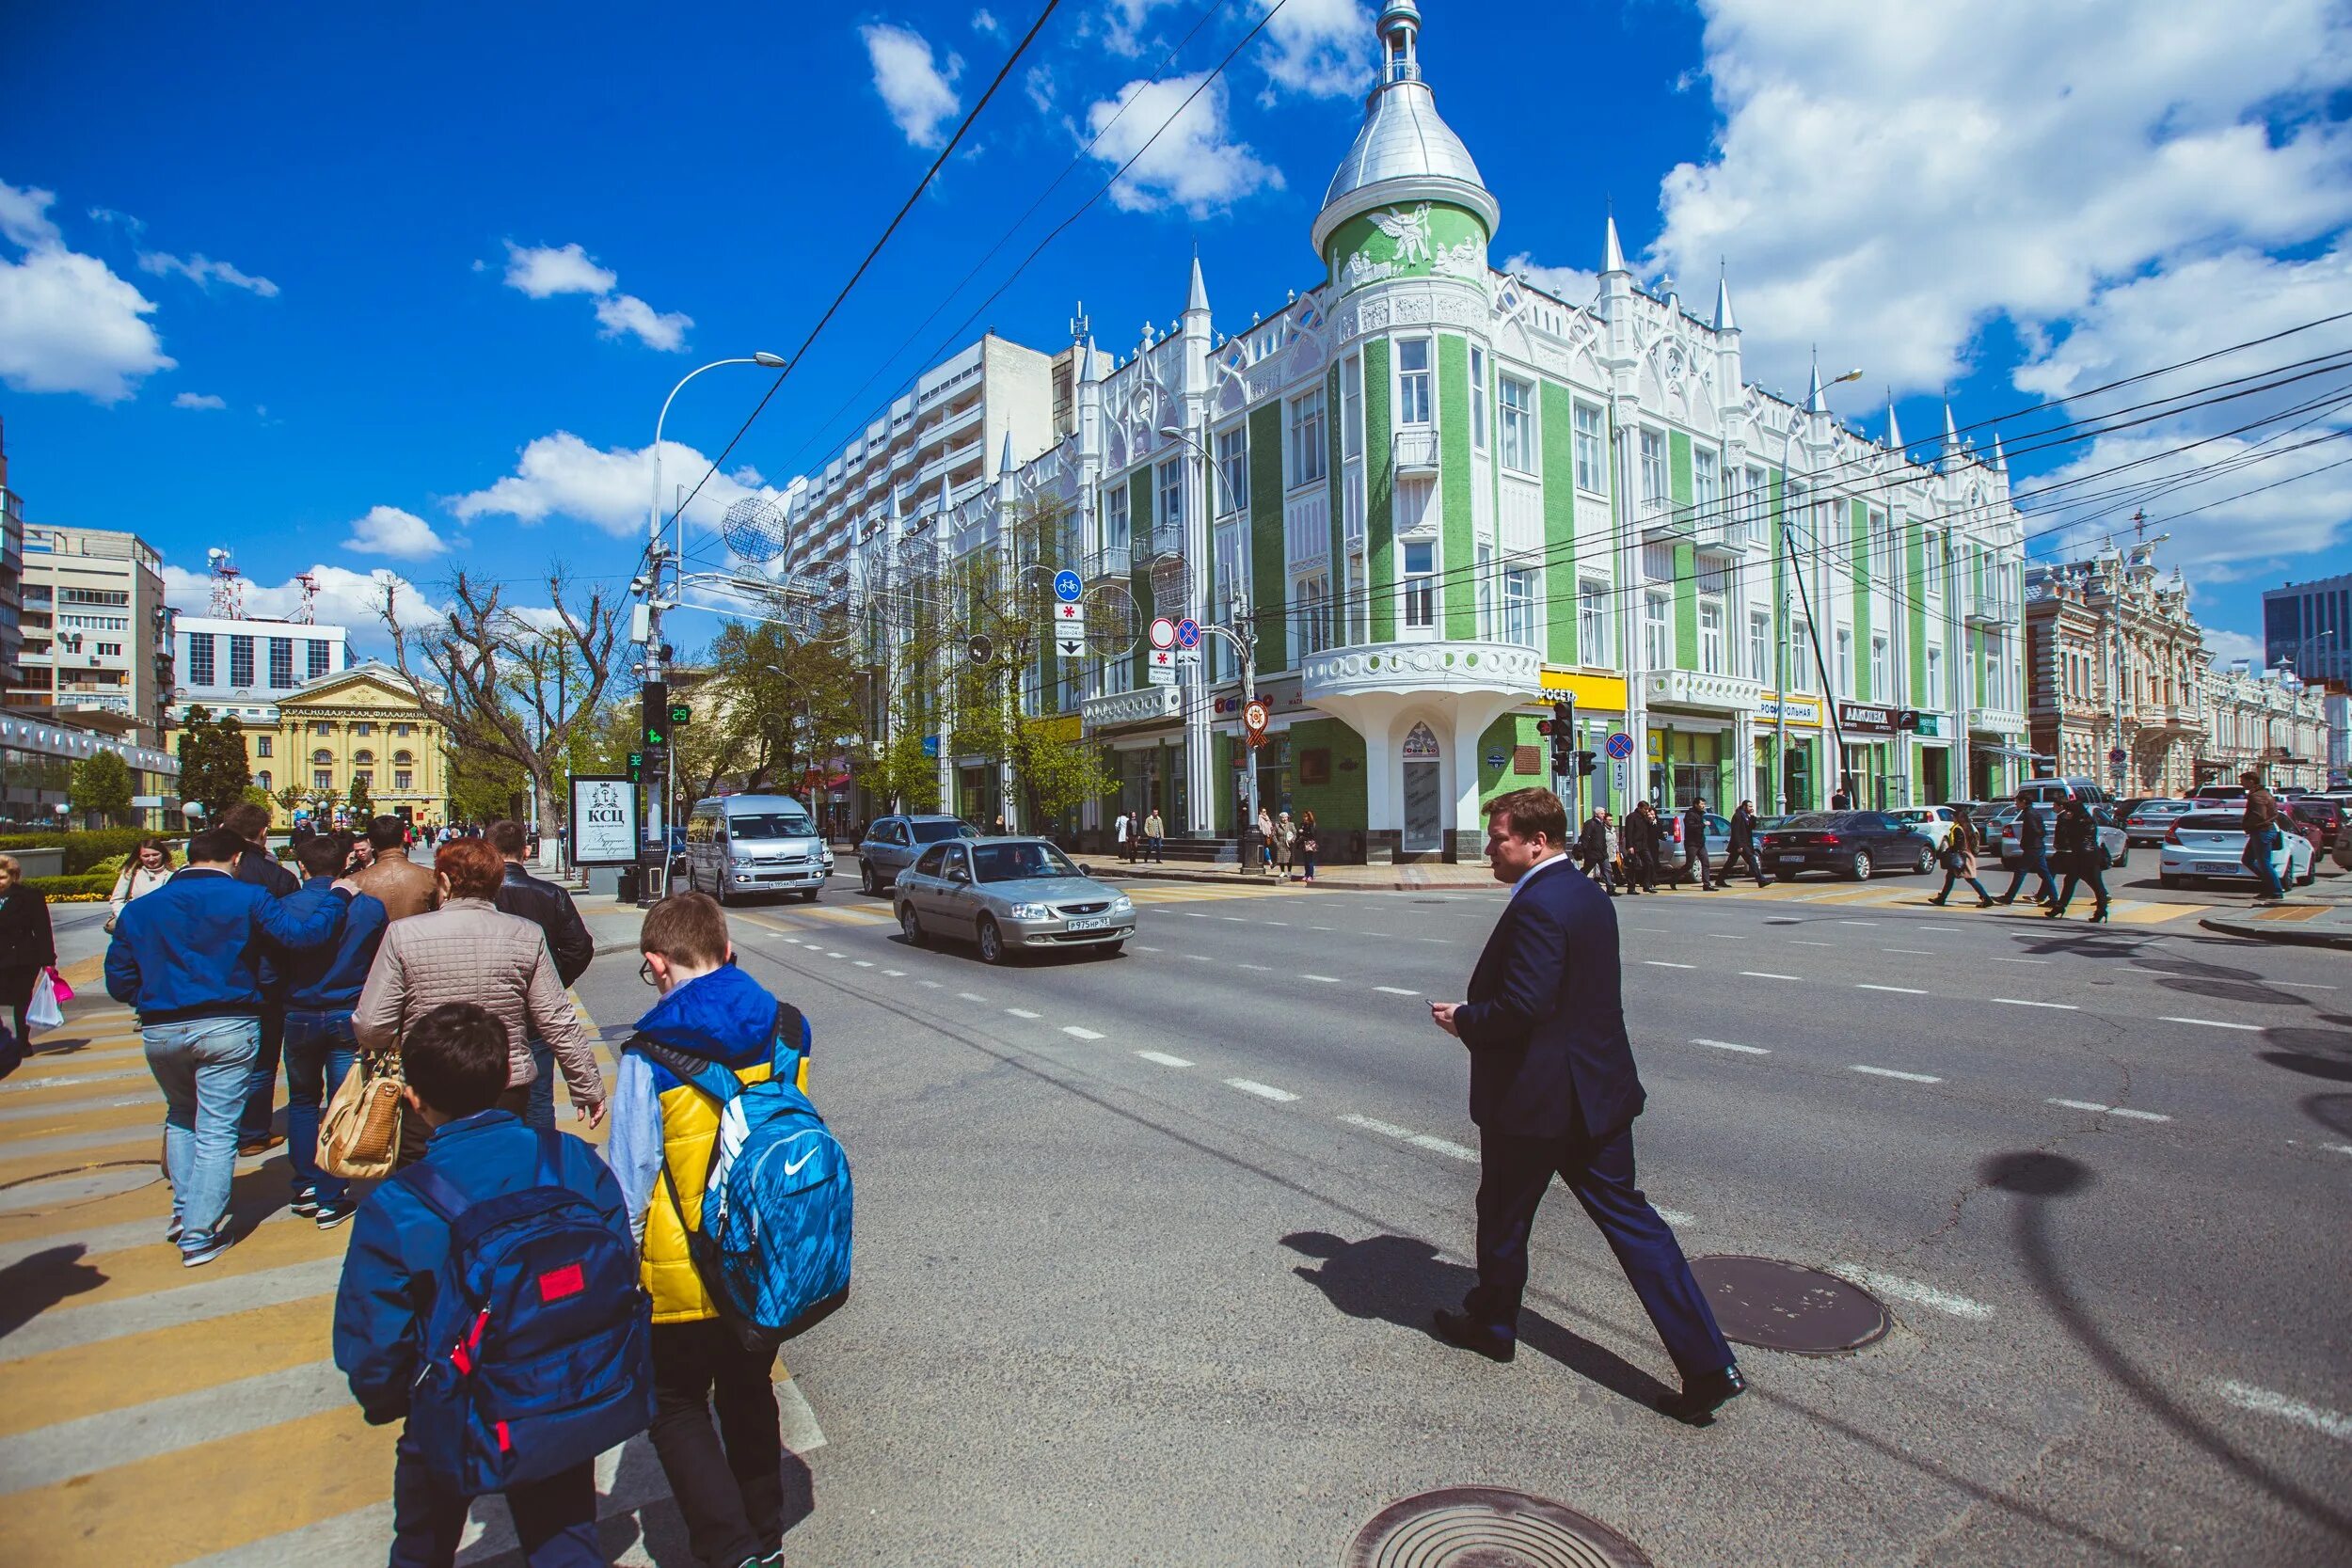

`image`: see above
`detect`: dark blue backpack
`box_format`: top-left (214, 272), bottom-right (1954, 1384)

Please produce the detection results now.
top-left (402, 1131), bottom-right (656, 1497)
top-left (635, 1003), bottom-right (852, 1353)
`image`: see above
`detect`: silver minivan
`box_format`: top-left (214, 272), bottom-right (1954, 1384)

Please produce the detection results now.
top-left (682, 794), bottom-right (834, 905)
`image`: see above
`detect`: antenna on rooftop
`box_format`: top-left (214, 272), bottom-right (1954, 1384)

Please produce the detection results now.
top-left (293, 572), bottom-right (318, 625)
top-left (205, 547), bottom-right (245, 620)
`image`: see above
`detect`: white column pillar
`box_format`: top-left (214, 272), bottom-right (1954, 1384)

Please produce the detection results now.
top-left (1450, 704), bottom-right (1487, 857)
top-left (1359, 709), bottom-right (1398, 846)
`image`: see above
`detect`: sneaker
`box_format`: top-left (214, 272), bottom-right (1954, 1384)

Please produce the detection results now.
top-left (181, 1232), bottom-right (236, 1268)
top-left (166, 1219), bottom-right (183, 1245)
top-left (313, 1201), bottom-right (356, 1230)
top-left (290, 1190), bottom-right (321, 1217)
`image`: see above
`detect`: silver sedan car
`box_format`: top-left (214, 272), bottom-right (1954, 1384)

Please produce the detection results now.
top-left (894, 836), bottom-right (1136, 963)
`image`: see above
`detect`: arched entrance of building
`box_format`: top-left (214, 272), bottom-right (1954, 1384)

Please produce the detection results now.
top-left (1401, 721), bottom-right (1443, 854)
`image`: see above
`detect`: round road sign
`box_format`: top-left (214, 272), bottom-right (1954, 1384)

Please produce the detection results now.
top-left (1605, 730), bottom-right (1635, 761)
top-left (1175, 617), bottom-right (1201, 649)
top-left (1053, 569), bottom-right (1083, 603)
top-left (1243, 699), bottom-right (1269, 733)
top-left (1149, 617), bottom-right (1177, 650)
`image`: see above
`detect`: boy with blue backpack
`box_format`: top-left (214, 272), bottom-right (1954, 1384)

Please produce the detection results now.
top-left (612, 892), bottom-right (850, 1568)
top-left (334, 1002), bottom-right (654, 1567)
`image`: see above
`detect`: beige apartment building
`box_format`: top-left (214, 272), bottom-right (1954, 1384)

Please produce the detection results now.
top-left (11, 524), bottom-right (174, 748)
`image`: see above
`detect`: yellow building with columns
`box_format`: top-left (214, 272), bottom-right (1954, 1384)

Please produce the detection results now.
top-left (168, 661), bottom-right (450, 829)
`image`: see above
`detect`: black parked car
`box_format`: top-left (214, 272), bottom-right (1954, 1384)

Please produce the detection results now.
top-left (1757, 810), bottom-right (1937, 880)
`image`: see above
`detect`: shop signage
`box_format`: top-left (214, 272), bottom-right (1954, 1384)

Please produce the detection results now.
top-left (1914, 714), bottom-right (1941, 737)
top-left (1838, 702), bottom-right (1897, 736)
top-left (1757, 696), bottom-right (1821, 724)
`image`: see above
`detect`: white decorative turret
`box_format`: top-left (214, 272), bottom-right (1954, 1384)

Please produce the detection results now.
top-left (1884, 393), bottom-right (1903, 452)
top-left (1186, 252), bottom-right (1210, 318)
top-left (1602, 212), bottom-right (1629, 277)
top-left (1939, 403), bottom-right (1963, 472)
top-left (1712, 269), bottom-right (1737, 334)
top-left (1804, 352), bottom-right (1829, 415)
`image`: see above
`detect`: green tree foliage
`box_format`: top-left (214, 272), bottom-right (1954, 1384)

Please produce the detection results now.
top-left (346, 774), bottom-right (373, 818)
top-left (176, 705), bottom-right (251, 819)
top-left (689, 622), bottom-right (865, 804)
top-left (69, 749), bottom-right (134, 825)
top-left (859, 725), bottom-right (940, 814)
top-left (448, 747), bottom-right (529, 826)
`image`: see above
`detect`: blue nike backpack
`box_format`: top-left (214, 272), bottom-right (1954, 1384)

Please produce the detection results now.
top-left (635, 1003), bottom-right (853, 1353)
top-left (402, 1131), bottom-right (656, 1497)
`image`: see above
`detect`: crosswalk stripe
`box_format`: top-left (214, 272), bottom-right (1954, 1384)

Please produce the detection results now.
top-left (0, 1257), bottom-right (345, 1362)
top-left (0, 1357), bottom-right (353, 1497)
top-left (0, 1291), bottom-right (327, 1436)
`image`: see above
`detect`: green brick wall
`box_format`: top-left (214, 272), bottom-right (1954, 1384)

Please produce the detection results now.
top-left (1288, 717), bottom-right (1365, 835)
top-left (1438, 334), bottom-right (1476, 641)
top-left (1365, 339), bottom-right (1394, 643)
top-left (1249, 401), bottom-right (1286, 673)
top-left (1127, 467), bottom-right (1152, 687)
top-left (1540, 381), bottom-right (1578, 664)
top-left (1850, 499), bottom-right (1871, 702)
top-left (1326, 361), bottom-right (1345, 644)
top-left (1906, 522), bottom-right (1928, 696)
top-left (1670, 432), bottom-right (1696, 665)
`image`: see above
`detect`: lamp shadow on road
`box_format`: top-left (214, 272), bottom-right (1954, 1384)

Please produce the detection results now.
top-left (1279, 1230), bottom-right (1672, 1409)
top-left (0, 1243), bottom-right (104, 1338)
top-left (1982, 1150), bottom-right (2352, 1546)
top-left (24, 1034), bottom-right (96, 1059)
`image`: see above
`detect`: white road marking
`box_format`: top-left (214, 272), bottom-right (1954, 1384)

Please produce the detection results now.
top-left (882, 969), bottom-right (905, 977)
top-left (1833, 1264), bottom-right (1994, 1321)
top-left (1061, 1026), bottom-right (1104, 1040)
top-left (1989, 957), bottom-right (2049, 965)
top-left (1302, 974), bottom-right (1343, 984)
top-left (1857, 983), bottom-right (1930, 994)
top-left (1882, 948), bottom-right (1937, 957)
top-left (825, 952), bottom-right (845, 958)
top-left (2046, 1098), bottom-right (2171, 1122)
top-left (1310, 925), bottom-right (1336, 931)
top-left (1851, 1065), bottom-right (1943, 1084)
top-left (1654, 1207), bottom-right (1697, 1227)
top-left (1183, 953), bottom-right (1212, 962)
top-left (1408, 1133), bottom-right (1478, 1162)
top-left (2210, 1379), bottom-right (2352, 1442)
top-left (1915, 926), bottom-right (1959, 933)
top-left (1226, 1078), bottom-right (1299, 1102)
top-left (1837, 919), bottom-right (1879, 927)
top-left (1238, 963), bottom-right (1273, 972)
top-left (1740, 971), bottom-right (1803, 981)
top-left (1374, 986), bottom-right (1420, 996)
top-left (1136, 1050), bottom-right (1193, 1068)
top-left (1644, 960), bottom-right (1696, 970)
top-left (1707, 933), bottom-right (1748, 940)
top-left (1341, 1114), bottom-right (1419, 1139)
top-left (852, 960), bottom-right (874, 968)
top-left (1133, 944), bottom-right (1163, 952)
top-left (1004, 1007), bottom-right (1040, 1019)
top-left (918, 980), bottom-right (942, 989)
top-left (1692, 1037), bottom-right (1771, 1055)
top-left (1262, 921), bottom-right (1288, 927)
top-left (2160, 1016), bottom-right (2262, 1032)
top-left (956, 991), bottom-right (987, 1002)
top-left (1993, 998), bottom-right (2075, 1009)
top-left (2325, 1144), bottom-right (2352, 1157)
top-left (2274, 980), bottom-right (2338, 991)
top-left (1634, 927), bottom-right (1669, 934)
top-left (1184, 912), bottom-right (1206, 918)
top-left (1222, 916), bottom-right (1248, 923)
top-left (1792, 940), bottom-right (1835, 947)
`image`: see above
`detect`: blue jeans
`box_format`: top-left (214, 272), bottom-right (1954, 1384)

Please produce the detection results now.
top-left (2001, 847), bottom-right (2056, 903)
top-left (237, 1004), bottom-right (285, 1146)
top-left (389, 1429), bottom-right (600, 1568)
top-left (282, 1009), bottom-right (358, 1207)
top-left (526, 1036), bottom-right (556, 1132)
top-left (2244, 830), bottom-right (2285, 898)
top-left (143, 1016), bottom-right (260, 1253)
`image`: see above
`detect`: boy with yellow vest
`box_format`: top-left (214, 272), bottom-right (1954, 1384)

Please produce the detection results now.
top-left (610, 894), bottom-right (804, 1568)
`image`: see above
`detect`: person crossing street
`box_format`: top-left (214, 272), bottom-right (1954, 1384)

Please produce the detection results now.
top-left (1577, 807), bottom-right (1620, 895)
top-left (1995, 789), bottom-right (2058, 906)
top-left (1680, 798), bottom-right (1715, 891)
top-left (1724, 800), bottom-right (1771, 886)
top-left (488, 819), bottom-right (596, 1132)
top-left (2045, 797), bottom-right (2112, 923)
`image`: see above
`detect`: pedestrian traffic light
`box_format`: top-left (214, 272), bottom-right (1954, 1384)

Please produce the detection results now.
top-left (641, 681), bottom-right (669, 750)
top-left (627, 751), bottom-right (644, 783)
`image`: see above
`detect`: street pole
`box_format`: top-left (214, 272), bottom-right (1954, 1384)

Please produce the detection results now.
top-left (1200, 605), bottom-right (1259, 871)
top-left (1161, 425), bottom-right (1218, 840)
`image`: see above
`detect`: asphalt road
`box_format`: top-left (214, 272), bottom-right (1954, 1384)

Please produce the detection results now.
top-left (571, 867), bottom-right (2352, 1566)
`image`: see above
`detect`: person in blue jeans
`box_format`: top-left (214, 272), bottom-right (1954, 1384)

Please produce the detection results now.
top-left (271, 833), bottom-right (389, 1228)
top-left (334, 1003), bottom-right (625, 1568)
top-left (106, 828), bottom-right (356, 1267)
top-left (1994, 791), bottom-right (2058, 906)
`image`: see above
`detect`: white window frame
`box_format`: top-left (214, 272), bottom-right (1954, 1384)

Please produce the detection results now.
top-left (1749, 610), bottom-right (1771, 682)
top-left (1836, 627), bottom-right (1854, 693)
top-left (1639, 428), bottom-right (1668, 506)
top-left (1790, 621), bottom-right (1815, 691)
top-left (1341, 355), bottom-right (1362, 460)
top-left (1403, 541), bottom-right (1438, 632)
top-left (1643, 593), bottom-right (1672, 671)
top-left (1498, 376), bottom-right (1535, 475)
top-left (1289, 387), bottom-right (1327, 489)
top-left (1291, 571), bottom-right (1331, 661)
top-left (1927, 644), bottom-right (1945, 704)
top-left (1870, 634), bottom-right (1888, 697)
top-left (1573, 404), bottom-right (1605, 493)
top-left (1214, 426), bottom-right (1248, 518)
top-left (1692, 448), bottom-right (1720, 526)
top-left (1475, 541), bottom-right (1494, 640)
top-left (1158, 457), bottom-right (1184, 540)
top-left (1104, 483), bottom-right (1130, 553)
top-left (1502, 567), bottom-right (1536, 649)
top-left (1579, 579), bottom-right (1610, 666)
top-left (1699, 598), bottom-right (1725, 674)
top-left (1469, 346), bottom-right (1488, 452)
top-left (1396, 339), bottom-right (1433, 426)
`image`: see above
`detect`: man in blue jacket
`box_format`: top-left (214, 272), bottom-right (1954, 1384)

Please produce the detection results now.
top-left (334, 1002), bottom-right (628, 1567)
top-left (1428, 787), bottom-right (1742, 1424)
top-left (106, 828), bottom-right (357, 1267)
top-left (269, 832), bottom-right (389, 1229)
top-left (221, 800), bottom-right (302, 1155)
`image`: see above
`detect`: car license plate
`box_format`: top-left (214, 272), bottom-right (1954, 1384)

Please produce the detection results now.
top-left (2192, 862), bottom-right (2239, 874)
top-left (1774, 854), bottom-right (1805, 864)
top-left (1065, 916), bottom-right (1109, 931)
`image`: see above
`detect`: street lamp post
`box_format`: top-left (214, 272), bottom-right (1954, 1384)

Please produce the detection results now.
top-left (641, 352), bottom-right (787, 884)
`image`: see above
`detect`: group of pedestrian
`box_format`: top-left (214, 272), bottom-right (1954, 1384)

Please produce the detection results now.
top-left (1571, 796), bottom-right (1770, 896)
top-left (103, 814), bottom-right (805, 1565)
top-left (1955, 787), bottom-right (2113, 922)
top-left (1111, 807), bottom-right (1167, 863)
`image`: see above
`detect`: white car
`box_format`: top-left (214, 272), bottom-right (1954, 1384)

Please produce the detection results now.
top-left (1885, 806), bottom-right (1960, 851)
top-left (2157, 810), bottom-right (2316, 890)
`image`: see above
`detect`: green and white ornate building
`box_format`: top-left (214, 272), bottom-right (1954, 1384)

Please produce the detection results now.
top-left (851, 0), bottom-right (2030, 858)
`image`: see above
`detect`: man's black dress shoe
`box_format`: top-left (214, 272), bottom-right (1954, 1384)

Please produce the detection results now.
top-left (1658, 1364), bottom-right (1746, 1424)
top-left (1431, 1307), bottom-right (1515, 1363)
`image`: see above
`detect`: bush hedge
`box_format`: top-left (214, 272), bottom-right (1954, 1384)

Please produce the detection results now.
top-left (26, 874), bottom-right (117, 900)
top-left (0, 829), bottom-right (182, 875)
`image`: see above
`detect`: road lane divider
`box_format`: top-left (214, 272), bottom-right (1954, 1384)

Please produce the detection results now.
top-left (1851, 1065), bottom-right (1943, 1085)
top-left (1830, 1264), bottom-right (1994, 1321)
top-left (1691, 1038), bottom-right (1771, 1055)
top-left (1225, 1078), bottom-right (1298, 1103)
top-left (2046, 1099), bottom-right (2171, 1122)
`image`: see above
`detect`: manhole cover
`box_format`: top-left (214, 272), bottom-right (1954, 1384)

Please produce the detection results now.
top-left (1344, 1487), bottom-right (1653, 1568)
top-left (1690, 1255), bottom-right (1890, 1354)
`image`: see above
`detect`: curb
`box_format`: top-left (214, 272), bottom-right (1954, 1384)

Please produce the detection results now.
top-left (2196, 914), bottom-right (2352, 951)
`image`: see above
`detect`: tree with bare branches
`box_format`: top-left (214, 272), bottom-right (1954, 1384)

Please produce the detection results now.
top-left (382, 567), bottom-right (621, 839)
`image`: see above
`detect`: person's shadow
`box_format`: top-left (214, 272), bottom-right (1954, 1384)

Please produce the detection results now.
top-left (0, 1243), bottom-right (106, 1338)
top-left (1281, 1230), bottom-right (1672, 1409)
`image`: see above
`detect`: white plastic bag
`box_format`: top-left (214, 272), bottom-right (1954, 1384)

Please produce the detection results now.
top-left (25, 970), bottom-right (63, 1033)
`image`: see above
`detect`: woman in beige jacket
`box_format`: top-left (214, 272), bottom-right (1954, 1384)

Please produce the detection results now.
top-left (354, 839), bottom-right (604, 1161)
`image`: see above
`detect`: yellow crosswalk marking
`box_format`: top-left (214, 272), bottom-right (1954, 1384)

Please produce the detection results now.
top-left (0, 1294), bottom-right (330, 1438)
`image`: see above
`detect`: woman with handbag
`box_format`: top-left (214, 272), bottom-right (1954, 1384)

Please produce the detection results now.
top-left (1927, 815), bottom-right (1994, 907)
top-left (1275, 810), bottom-right (1298, 880)
top-left (0, 855), bottom-right (57, 1042)
top-left (2046, 799), bottom-right (2112, 923)
top-left (1298, 808), bottom-right (1320, 883)
top-left (107, 840), bottom-right (175, 931)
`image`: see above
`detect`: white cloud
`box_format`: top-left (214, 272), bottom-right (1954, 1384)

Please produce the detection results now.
top-left (1025, 64), bottom-right (1057, 114)
top-left (172, 390), bottom-right (227, 409)
top-left (159, 563), bottom-right (439, 655)
top-left (1100, 0), bottom-right (1181, 57)
top-left (0, 181), bottom-right (174, 403)
top-left (592, 292), bottom-right (691, 353)
top-left (1083, 73), bottom-right (1283, 216)
top-left (862, 23), bottom-right (963, 150)
top-left (501, 241), bottom-right (616, 299)
top-left (1502, 253), bottom-right (1601, 311)
top-left (2201, 627), bottom-right (2267, 671)
top-left (449, 431), bottom-right (783, 541)
top-left (136, 251), bottom-right (279, 297)
top-left (971, 8), bottom-right (1003, 38)
top-left (1648, 0), bottom-right (2352, 395)
top-left (497, 240), bottom-right (690, 351)
top-left (343, 504), bottom-right (450, 560)
top-left (1252, 0), bottom-right (1370, 102)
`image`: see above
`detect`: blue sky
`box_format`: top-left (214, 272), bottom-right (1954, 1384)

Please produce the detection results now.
top-left (4, 0), bottom-right (2348, 664)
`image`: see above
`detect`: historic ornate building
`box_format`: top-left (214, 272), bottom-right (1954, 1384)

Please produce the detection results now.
top-left (2026, 546), bottom-right (2206, 796)
top-left (2200, 661), bottom-right (2329, 792)
top-left (836, 0), bottom-right (2031, 857)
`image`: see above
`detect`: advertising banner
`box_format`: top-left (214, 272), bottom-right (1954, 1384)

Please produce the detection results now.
top-left (568, 775), bottom-right (639, 865)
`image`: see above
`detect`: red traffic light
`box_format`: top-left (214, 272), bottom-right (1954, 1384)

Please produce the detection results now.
top-left (1535, 719), bottom-right (1556, 736)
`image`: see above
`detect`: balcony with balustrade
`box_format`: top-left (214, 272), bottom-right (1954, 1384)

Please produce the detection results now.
top-left (1391, 428), bottom-right (1438, 474)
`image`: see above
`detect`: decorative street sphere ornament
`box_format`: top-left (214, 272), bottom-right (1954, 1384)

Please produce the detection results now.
top-left (720, 496), bottom-right (790, 563)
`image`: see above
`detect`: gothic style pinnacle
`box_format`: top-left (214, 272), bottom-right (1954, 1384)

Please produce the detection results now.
top-left (1186, 253), bottom-right (1210, 315)
top-left (1713, 270), bottom-right (1737, 333)
top-left (1602, 212), bottom-right (1628, 276)
top-left (1884, 392), bottom-right (1903, 451)
top-left (1805, 352), bottom-right (1828, 414)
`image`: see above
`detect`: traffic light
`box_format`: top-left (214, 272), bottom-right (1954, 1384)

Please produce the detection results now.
top-left (1574, 750), bottom-right (1599, 777)
top-left (627, 751), bottom-right (644, 783)
top-left (640, 681), bottom-right (669, 751)
top-left (1549, 697), bottom-right (1575, 772)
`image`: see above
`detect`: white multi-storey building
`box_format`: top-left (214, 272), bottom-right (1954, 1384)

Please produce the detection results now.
top-left (2200, 661), bottom-right (2329, 792)
top-left (167, 615), bottom-right (352, 727)
top-left (842, 1), bottom-right (2031, 857)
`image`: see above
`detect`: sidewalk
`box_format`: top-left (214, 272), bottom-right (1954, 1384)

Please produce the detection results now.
top-left (1075, 857), bottom-right (1505, 892)
top-left (2198, 863), bottom-right (2352, 949)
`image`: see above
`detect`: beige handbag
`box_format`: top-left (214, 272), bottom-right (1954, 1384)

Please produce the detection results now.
top-left (319, 1052), bottom-right (405, 1180)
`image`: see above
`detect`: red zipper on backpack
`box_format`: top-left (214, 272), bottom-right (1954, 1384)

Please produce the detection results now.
top-left (449, 1307), bottom-right (490, 1374)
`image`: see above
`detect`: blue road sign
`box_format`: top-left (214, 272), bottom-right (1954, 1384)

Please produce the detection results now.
top-left (920, 734), bottom-right (941, 758)
top-left (1053, 569), bottom-right (1083, 603)
top-left (1605, 730), bottom-right (1635, 761)
top-left (1175, 617), bottom-right (1201, 649)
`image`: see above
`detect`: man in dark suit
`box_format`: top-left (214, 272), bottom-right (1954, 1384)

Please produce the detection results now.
top-left (1428, 786), bottom-right (1744, 1424)
top-left (220, 801), bottom-right (299, 1155)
